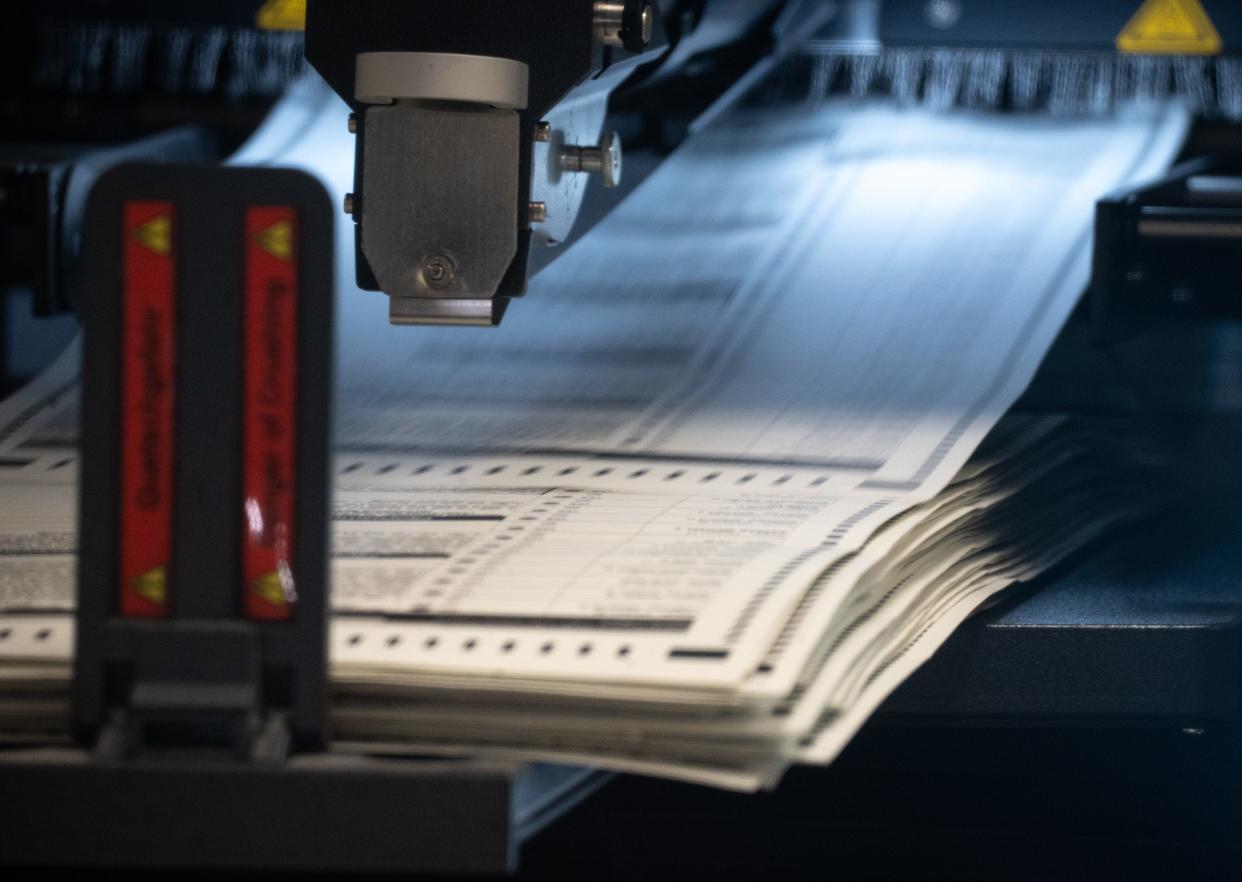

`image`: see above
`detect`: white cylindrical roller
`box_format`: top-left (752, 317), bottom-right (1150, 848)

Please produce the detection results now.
top-left (355, 51), bottom-right (530, 109)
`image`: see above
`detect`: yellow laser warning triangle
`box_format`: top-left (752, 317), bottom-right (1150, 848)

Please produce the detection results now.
top-left (256, 220), bottom-right (293, 261)
top-left (133, 215), bottom-right (171, 256)
top-left (252, 571), bottom-right (289, 607)
top-left (1117, 0), bottom-right (1222, 55)
top-left (256, 0), bottom-right (306, 31)
top-left (131, 566), bottom-right (167, 605)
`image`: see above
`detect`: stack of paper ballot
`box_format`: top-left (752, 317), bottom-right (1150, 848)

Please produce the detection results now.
top-left (0, 71), bottom-right (1189, 790)
top-left (324, 417), bottom-right (1158, 789)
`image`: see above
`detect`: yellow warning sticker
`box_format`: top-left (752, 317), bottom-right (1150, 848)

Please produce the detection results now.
top-left (256, 0), bottom-right (306, 32)
top-left (132, 215), bottom-right (171, 256)
top-left (131, 566), bottom-right (167, 605)
top-left (256, 220), bottom-right (293, 261)
top-left (1117, 0), bottom-right (1222, 55)
top-left (252, 571), bottom-right (290, 607)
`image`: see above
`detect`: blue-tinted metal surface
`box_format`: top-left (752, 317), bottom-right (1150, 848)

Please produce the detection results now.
top-left (883, 493), bottom-right (1242, 720)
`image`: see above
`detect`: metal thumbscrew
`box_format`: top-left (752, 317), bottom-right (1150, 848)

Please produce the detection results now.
top-left (561, 132), bottom-right (623, 189)
top-left (593, 1), bottom-right (653, 52)
top-left (421, 255), bottom-right (455, 289)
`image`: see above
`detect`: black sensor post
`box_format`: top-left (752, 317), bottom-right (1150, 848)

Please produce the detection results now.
top-left (75, 164), bottom-right (335, 758)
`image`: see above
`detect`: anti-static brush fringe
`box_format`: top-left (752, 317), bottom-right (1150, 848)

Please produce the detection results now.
top-left (771, 43), bottom-right (1242, 119)
top-left (32, 22), bottom-right (306, 100)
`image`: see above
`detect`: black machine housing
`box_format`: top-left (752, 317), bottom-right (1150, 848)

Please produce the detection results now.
top-left (304, 0), bottom-right (670, 321)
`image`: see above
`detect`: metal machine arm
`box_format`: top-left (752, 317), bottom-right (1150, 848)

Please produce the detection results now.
top-left (305, 0), bottom-right (667, 326)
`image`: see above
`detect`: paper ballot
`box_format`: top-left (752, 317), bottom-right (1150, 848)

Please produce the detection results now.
top-left (0, 66), bottom-right (1188, 788)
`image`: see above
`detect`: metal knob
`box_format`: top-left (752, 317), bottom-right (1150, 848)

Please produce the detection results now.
top-left (560, 131), bottom-right (623, 189)
top-left (593, 1), bottom-right (653, 52)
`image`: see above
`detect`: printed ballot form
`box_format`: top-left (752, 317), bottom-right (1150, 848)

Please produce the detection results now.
top-left (0, 67), bottom-right (1188, 787)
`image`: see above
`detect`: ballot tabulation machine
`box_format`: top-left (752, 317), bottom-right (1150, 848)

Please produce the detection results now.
top-left (3, 1), bottom-right (1242, 875)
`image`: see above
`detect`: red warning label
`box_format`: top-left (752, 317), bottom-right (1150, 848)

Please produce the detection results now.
top-left (243, 206), bottom-right (299, 622)
top-left (120, 201), bottom-right (176, 618)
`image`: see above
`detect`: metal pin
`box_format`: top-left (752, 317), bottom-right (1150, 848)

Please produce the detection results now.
top-left (421, 255), bottom-right (455, 289)
top-left (637, 4), bottom-right (654, 47)
top-left (528, 202), bottom-right (548, 224)
top-left (343, 193), bottom-right (355, 215)
top-left (593, 1), bottom-right (626, 46)
top-left (348, 113), bottom-right (358, 134)
top-left (593, 1), bottom-right (652, 50)
top-left (534, 122), bottom-right (552, 143)
top-left (561, 131), bottom-right (623, 188)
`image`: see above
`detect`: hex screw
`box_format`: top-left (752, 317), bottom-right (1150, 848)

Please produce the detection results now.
top-left (422, 255), bottom-right (455, 289)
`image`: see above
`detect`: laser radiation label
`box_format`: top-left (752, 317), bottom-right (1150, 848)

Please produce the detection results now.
top-left (243, 206), bottom-right (300, 622)
top-left (1117, 0), bottom-right (1223, 54)
top-left (120, 201), bottom-right (176, 618)
top-left (256, 0), bottom-right (306, 31)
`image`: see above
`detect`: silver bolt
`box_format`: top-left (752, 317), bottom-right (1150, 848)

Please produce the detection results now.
top-left (1183, 727), bottom-right (1205, 736)
top-left (594, 1), bottom-right (653, 50)
top-left (421, 254), bottom-right (455, 289)
top-left (593, 1), bottom-right (626, 46)
top-left (561, 131), bottom-right (623, 188)
top-left (925, 0), bottom-right (962, 29)
top-left (534, 122), bottom-right (552, 143)
top-left (348, 113), bottom-right (358, 134)
top-left (638, 4), bottom-right (654, 47)
top-left (528, 201), bottom-right (548, 224)
top-left (343, 193), bottom-right (355, 215)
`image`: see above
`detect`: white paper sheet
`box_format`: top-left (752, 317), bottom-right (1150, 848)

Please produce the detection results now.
top-left (0, 66), bottom-right (1189, 787)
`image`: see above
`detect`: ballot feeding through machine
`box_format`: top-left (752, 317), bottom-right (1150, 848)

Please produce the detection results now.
top-left (4, 0), bottom-right (1242, 876)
